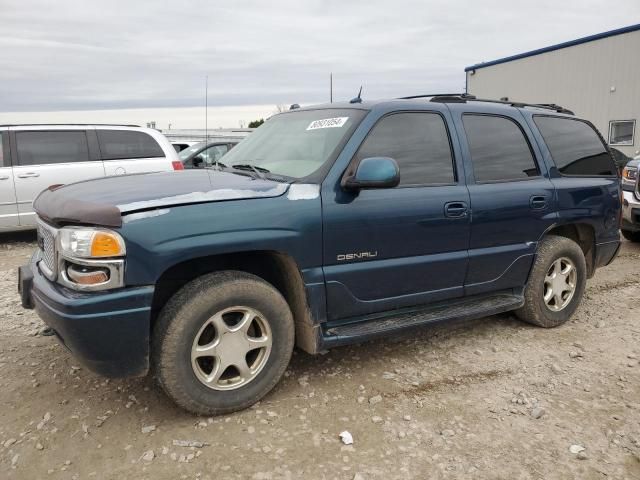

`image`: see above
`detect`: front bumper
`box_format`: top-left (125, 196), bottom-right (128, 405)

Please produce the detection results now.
top-left (622, 190), bottom-right (640, 232)
top-left (20, 252), bottom-right (154, 377)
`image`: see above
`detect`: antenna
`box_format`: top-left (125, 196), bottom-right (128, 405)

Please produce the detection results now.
top-left (205, 75), bottom-right (209, 143)
top-left (330, 73), bottom-right (333, 103)
top-left (349, 86), bottom-right (363, 104)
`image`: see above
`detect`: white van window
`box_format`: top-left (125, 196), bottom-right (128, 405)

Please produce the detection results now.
top-left (97, 130), bottom-right (164, 160)
top-left (16, 131), bottom-right (90, 165)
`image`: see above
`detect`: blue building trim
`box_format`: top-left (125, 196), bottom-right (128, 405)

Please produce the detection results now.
top-left (465, 23), bottom-right (640, 72)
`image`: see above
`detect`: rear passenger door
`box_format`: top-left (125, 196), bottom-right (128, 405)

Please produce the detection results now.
top-left (98, 129), bottom-right (168, 175)
top-left (10, 129), bottom-right (105, 227)
top-left (0, 130), bottom-right (19, 228)
top-left (452, 108), bottom-right (556, 296)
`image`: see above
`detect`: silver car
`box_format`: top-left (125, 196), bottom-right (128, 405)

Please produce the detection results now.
top-left (0, 124), bottom-right (181, 231)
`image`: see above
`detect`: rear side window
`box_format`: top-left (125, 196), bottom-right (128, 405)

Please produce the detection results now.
top-left (534, 116), bottom-right (616, 176)
top-left (355, 112), bottom-right (455, 185)
top-left (463, 114), bottom-right (539, 183)
top-left (97, 130), bottom-right (164, 160)
top-left (15, 131), bottom-right (90, 166)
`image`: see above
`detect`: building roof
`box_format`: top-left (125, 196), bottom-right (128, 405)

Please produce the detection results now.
top-left (465, 23), bottom-right (640, 72)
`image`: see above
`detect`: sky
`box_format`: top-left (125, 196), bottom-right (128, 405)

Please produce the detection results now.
top-left (0, 0), bottom-right (638, 128)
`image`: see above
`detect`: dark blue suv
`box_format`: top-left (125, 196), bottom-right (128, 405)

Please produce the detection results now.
top-left (19, 95), bottom-right (621, 415)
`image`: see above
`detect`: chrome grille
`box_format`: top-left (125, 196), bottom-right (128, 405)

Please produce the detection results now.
top-left (37, 221), bottom-right (57, 279)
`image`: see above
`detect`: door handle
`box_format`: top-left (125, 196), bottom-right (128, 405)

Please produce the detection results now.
top-left (0, 175), bottom-right (8, 180)
top-left (17, 172), bottom-right (40, 178)
top-left (444, 201), bottom-right (468, 218)
top-left (529, 195), bottom-right (547, 210)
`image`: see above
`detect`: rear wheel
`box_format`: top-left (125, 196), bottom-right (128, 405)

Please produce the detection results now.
top-left (621, 229), bottom-right (640, 243)
top-left (152, 271), bottom-right (295, 415)
top-left (516, 235), bottom-right (587, 328)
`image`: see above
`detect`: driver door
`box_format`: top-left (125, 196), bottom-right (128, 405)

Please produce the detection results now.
top-left (322, 111), bottom-right (471, 320)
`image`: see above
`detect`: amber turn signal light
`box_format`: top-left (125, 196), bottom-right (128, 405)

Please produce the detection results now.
top-left (91, 232), bottom-right (125, 257)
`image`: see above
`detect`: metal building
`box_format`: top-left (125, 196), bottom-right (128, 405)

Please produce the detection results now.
top-left (465, 24), bottom-right (640, 158)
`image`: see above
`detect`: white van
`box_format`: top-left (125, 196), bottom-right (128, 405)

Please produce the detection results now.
top-left (0, 124), bottom-right (182, 231)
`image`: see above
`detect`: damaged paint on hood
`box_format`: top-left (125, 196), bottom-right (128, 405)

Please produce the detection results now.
top-left (33, 170), bottom-right (289, 228)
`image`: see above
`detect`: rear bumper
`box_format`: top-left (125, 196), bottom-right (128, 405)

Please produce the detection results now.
top-left (20, 252), bottom-right (154, 377)
top-left (595, 240), bottom-right (621, 268)
top-left (622, 190), bottom-right (640, 232)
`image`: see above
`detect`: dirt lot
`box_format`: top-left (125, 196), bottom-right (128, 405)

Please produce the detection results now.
top-left (0, 232), bottom-right (639, 480)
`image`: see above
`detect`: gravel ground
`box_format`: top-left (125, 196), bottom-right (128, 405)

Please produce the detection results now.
top-left (1, 231), bottom-right (639, 480)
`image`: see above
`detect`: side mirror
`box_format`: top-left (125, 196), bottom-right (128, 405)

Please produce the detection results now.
top-left (342, 157), bottom-right (400, 191)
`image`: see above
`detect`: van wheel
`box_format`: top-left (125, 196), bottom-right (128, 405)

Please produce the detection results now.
top-left (621, 229), bottom-right (640, 243)
top-left (152, 271), bottom-right (295, 415)
top-left (516, 235), bottom-right (587, 328)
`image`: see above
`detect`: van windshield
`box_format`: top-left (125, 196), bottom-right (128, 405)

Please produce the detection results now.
top-left (219, 108), bottom-right (366, 180)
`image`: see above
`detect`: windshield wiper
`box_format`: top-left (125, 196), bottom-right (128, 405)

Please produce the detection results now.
top-left (204, 161), bottom-right (227, 171)
top-left (231, 164), bottom-right (269, 179)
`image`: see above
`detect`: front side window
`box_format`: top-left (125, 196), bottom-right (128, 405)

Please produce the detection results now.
top-left (534, 116), bottom-right (616, 176)
top-left (609, 120), bottom-right (635, 146)
top-left (201, 144), bottom-right (228, 164)
top-left (97, 130), bottom-right (164, 160)
top-left (463, 114), bottom-right (539, 182)
top-left (15, 131), bottom-right (90, 166)
top-left (354, 112), bottom-right (455, 185)
top-left (219, 108), bottom-right (366, 180)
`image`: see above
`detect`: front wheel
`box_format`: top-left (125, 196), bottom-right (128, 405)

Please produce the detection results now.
top-left (152, 271), bottom-right (295, 415)
top-left (516, 235), bottom-right (587, 328)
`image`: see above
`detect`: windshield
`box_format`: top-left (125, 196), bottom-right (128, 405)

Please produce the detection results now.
top-left (178, 142), bottom-right (206, 161)
top-left (219, 108), bottom-right (366, 179)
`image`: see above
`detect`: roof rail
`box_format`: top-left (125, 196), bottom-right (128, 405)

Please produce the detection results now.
top-left (427, 94), bottom-right (575, 115)
top-left (0, 123), bottom-right (141, 127)
top-left (398, 93), bottom-right (467, 100)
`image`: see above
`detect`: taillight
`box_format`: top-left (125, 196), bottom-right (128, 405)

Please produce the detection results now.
top-left (172, 161), bottom-right (184, 171)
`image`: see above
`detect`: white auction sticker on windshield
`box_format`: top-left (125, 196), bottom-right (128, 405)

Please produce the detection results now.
top-left (306, 117), bottom-right (349, 130)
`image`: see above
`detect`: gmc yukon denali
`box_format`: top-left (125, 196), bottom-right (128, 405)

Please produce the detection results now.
top-left (18, 94), bottom-right (621, 415)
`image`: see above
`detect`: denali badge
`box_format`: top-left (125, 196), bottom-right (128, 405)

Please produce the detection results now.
top-left (337, 251), bottom-right (378, 261)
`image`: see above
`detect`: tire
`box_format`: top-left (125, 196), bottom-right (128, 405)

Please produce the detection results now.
top-left (621, 229), bottom-right (640, 243)
top-left (152, 271), bottom-right (295, 415)
top-left (516, 235), bottom-right (587, 328)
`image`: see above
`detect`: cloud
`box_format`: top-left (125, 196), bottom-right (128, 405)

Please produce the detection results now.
top-left (0, 0), bottom-right (637, 113)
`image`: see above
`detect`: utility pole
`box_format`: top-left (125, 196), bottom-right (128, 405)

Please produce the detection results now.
top-left (330, 73), bottom-right (333, 103)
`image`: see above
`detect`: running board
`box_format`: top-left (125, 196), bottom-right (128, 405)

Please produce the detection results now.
top-left (321, 293), bottom-right (524, 349)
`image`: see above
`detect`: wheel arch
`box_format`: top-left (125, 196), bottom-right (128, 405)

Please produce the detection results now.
top-left (150, 250), bottom-right (321, 354)
top-left (540, 222), bottom-right (596, 277)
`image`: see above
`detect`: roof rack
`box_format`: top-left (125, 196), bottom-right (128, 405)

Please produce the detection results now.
top-left (398, 93), bottom-right (464, 100)
top-left (425, 94), bottom-right (575, 115)
top-left (0, 123), bottom-right (141, 127)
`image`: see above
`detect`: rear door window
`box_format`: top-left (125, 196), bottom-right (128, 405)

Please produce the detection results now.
top-left (15, 131), bottom-right (90, 165)
top-left (97, 130), bottom-right (164, 160)
top-left (463, 114), bottom-right (539, 183)
top-left (533, 116), bottom-right (616, 176)
top-left (354, 112), bottom-right (455, 185)
top-left (0, 132), bottom-right (5, 166)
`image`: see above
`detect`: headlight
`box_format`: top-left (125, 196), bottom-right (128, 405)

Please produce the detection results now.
top-left (58, 228), bottom-right (126, 259)
top-left (622, 166), bottom-right (638, 187)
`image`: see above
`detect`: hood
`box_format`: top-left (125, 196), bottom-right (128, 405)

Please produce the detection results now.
top-left (34, 170), bottom-right (289, 228)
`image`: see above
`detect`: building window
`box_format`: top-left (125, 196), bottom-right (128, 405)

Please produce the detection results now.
top-left (609, 120), bottom-right (635, 146)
